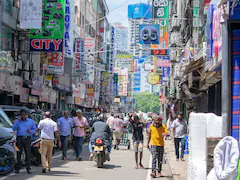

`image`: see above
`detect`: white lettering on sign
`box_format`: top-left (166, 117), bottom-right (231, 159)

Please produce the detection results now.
top-left (65, 0), bottom-right (71, 55)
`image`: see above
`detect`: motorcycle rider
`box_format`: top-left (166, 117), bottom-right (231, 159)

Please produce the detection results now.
top-left (88, 114), bottom-right (112, 161)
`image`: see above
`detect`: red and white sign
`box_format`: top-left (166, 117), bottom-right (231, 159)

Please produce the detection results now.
top-left (30, 39), bottom-right (63, 52)
top-left (74, 38), bottom-right (84, 74)
top-left (47, 52), bottom-right (64, 74)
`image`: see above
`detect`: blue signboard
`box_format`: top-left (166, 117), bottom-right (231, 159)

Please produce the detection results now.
top-left (139, 24), bottom-right (160, 45)
top-left (162, 67), bottom-right (171, 82)
top-left (128, 3), bottom-right (152, 19)
top-left (229, 1), bottom-right (240, 20)
top-left (206, 4), bottom-right (214, 60)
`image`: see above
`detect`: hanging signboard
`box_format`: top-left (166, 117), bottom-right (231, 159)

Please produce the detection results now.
top-left (47, 52), bottom-right (64, 74)
top-left (109, 26), bottom-right (115, 95)
top-left (83, 38), bottom-right (95, 84)
top-left (74, 38), bottom-right (84, 74)
top-left (64, 0), bottom-right (72, 56)
top-left (30, 0), bottom-right (65, 52)
top-left (204, 0), bottom-right (211, 14)
top-left (115, 54), bottom-right (134, 72)
top-left (152, 0), bottom-right (169, 48)
top-left (147, 72), bottom-right (160, 85)
top-left (29, 95), bottom-right (38, 105)
top-left (139, 24), bottom-right (160, 45)
top-left (20, 0), bottom-right (42, 29)
top-left (151, 49), bottom-right (169, 56)
top-left (20, 88), bottom-right (30, 103)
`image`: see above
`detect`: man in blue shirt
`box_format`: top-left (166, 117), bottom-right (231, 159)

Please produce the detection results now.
top-left (12, 109), bottom-right (37, 174)
top-left (57, 111), bottom-right (74, 160)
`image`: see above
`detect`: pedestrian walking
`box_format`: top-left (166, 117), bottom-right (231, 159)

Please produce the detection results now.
top-left (38, 112), bottom-right (61, 173)
top-left (112, 115), bottom-right (128, 150)
top-left (106, 113), bottom-right (114, 131)
top-left (73, 109), bottom-right (88, 161)
top-left (130, 115), bottom-right (145, 169)
top-left (57, 111), bottom-right (74, 160)
top-left (147, 116), bottom-right (169, 178)
top-left (12, 109), bottom-right (37, 174)
top-left (171, 112), bottom-right (188, 161)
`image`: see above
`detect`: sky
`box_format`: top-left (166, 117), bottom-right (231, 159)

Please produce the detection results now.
top-left (105, 0), bottom-right (149, 26)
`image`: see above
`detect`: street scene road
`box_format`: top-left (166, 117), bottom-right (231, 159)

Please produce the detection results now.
top-left (0, 144), bottom-right (173, 180)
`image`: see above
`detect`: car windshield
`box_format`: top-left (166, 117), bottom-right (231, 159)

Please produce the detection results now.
top-left (0, 109), bottom-right (12, 128)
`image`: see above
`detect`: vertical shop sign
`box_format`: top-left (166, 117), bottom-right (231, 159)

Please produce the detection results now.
top-left (152, 0), bottom-right (169, 48)
top-left (0, 0), bottom-right (2, 35)
top-left (65, 0), bottom-right (71, 55)
top-left (30, 0), bottom-right (65, 52)
top-left (113, 73), bottom-right (118, 96)
top-left (204, 0), bottom-right (211, 14)
top-left (193, 0), bottom-right (200, 27)
top-left (20, 88), bottom-right (30, 103)
top-left (74, 38), bottom-right (84, 74)
top-left (109, 26), bottom-right (115, 95)
top-left (83, 38), bottom-right (95, 84)
top-left (20, 0), bottom-right (42, 29)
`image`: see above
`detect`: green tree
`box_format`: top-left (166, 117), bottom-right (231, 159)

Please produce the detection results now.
top-left (134, 92), bottom-right (160, 113)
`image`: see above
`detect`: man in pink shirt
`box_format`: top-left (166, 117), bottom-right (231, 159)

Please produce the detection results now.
top-left (73, 109), bottom-right (88, 161)
top-left (112, 115), bottom-right (129, 150)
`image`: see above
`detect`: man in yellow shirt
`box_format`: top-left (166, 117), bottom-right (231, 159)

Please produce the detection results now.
top-left (147, 115), bottom-right (169, 178)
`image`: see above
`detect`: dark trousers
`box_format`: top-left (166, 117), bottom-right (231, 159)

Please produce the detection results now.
top-left (60, 136), bottom-right (69, 158)
top-left (15, 136), bottom-right (31, 170)
top-left (174, 138), bottom-right (185, 159)
top-left (152, 146), bottom-right (164, 172)
top-left (74, 136), bottom-right (83, 158)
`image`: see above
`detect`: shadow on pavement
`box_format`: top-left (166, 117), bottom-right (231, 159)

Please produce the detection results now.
top-left (103, 164), bottom-right (122, 169)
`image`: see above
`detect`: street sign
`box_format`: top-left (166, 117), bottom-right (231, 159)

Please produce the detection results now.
top-left (151, 49), bottom-right (168, 55)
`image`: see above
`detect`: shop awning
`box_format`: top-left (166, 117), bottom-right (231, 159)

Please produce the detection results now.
top-left (184, 58), bottom-right (204, 74)
top-left (199, 71), bottom-right (222, 90)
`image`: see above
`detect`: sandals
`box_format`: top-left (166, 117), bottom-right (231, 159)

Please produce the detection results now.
top-left (139, 164), bottom-right (144, 169)
top-left (135, 165), bottom-right (139, 169)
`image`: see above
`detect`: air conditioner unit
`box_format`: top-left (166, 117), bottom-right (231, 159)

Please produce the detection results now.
top-left (18, 60), bottom-right (23, 70)
top-left (31, 72), bottom-right (38, 79)
top-left (13, 61), bottom-right (18, 72)
top-left (23, 61), bottom-right (29, 71)
top-left (23, 72), bottom-right (29, 81)
top-left (30, 63), bottom-right (37, 71)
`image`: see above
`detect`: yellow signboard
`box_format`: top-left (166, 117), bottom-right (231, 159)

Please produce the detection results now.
top-left (147, 72), bottom-right (160, 85)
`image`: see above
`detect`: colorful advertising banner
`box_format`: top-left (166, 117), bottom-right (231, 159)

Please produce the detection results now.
top-left (20, 88), bottom-right (30, 103)
top-left (118, 68), bottom-right (128, 96)
top-left (20, 0), bottom-right (42, 29)
top-left (152, 0), bottom-right (169, 48)
top-left (29, 95), bottom-right (38, 105)
top-left (83, 38), bottom-right (95, 84)
top-left (47, 52), bottom-right (64, 74)
top-left (204, 0), bottom-right (211, 14)
top-left (74, 38), bottom-right (84, 74)
top-left (139, 24), bottom-right (160, 44)
top-left (115, 54), bottom-right (134, 72)
top-left (114, 73), bottom-right (118, 96)
top-left (193, 0), bottom-right (200, 27)
top-left (30, 0), bottom-right (65, 52)
top-left (109, 26), bottom-right (115, 95)
top-left (154, 56), bottom-right (171, 83)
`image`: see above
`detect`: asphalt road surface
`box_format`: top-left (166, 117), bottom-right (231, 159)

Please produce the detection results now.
top-left (0, 144), bottom-right (173, 180)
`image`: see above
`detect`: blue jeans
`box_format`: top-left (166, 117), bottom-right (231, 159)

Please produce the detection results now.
top-left (88, 142), bottom-right (112, 153)
top-left (75, 136), bottom-right (84, 157)
top-left (60, 136), bottom-right (69, 158)
top-left (174, 137), bottom-right (186, 159)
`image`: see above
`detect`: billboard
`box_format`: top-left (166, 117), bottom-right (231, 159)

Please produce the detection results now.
top-left (118, 68), bottom-right (128, 97)
top-left (128, 3), bottom-right (152, 19)
top-left (30, 0), bottom-right (65, 52)
top-left (20, 0), bottom-right (42, 29)
top-left (139, 24), bottom-right (160, 44)
top-left (47, 52), bottom-right (64, 74)
top-left (154, 56), bottom-right (171, 83)
top-left (115, 54), bottom-right (134, 72)
top-left (74, 38), bottom-right (84, 74)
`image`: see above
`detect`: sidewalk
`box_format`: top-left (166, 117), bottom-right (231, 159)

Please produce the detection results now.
top-left (165, 140), bottom-right (188, 180)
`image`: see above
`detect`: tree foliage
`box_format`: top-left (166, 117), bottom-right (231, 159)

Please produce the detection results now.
top-left (134, 92), bottom-right (160, 113)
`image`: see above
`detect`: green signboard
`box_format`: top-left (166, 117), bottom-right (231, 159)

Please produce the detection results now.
top-left (30, 0), bottom-right (65, 39)
top-left (152, 0), bottom-right (169, 26)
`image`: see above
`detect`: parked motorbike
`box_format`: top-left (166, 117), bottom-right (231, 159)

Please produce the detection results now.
top-left (93, 138), bottom-right (109, 168)
top-left (0, 128), bottom-right (17, 175)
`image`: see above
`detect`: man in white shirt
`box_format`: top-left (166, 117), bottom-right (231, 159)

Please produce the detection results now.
top-left (107, 113), bottom-right (115, 131)
top-left (38, 112), bottom-right (60, 173)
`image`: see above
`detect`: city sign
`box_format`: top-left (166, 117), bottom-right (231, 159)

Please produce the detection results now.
top-left (30, 39), bottom-right (63, 51)
top-left (30, 0), bottom-right (65, 52)
top-left (139, 24), bottom-right (160, 45)
top-left (151, 49), bottom-right (168, 55)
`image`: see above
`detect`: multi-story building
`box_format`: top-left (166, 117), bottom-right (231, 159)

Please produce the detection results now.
top-left (127, 3), bottom-right (152, 57)
top-left (112, 22), bottom-right (128, 53)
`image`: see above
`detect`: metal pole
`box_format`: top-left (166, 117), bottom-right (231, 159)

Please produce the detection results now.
top-left (222, 21), bottom-right (230, 137)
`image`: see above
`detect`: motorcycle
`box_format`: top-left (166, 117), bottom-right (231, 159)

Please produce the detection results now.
top-left (0, 128), bottom-right (17, 175)
top-left (93, 138), bottom-right (109, 168)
